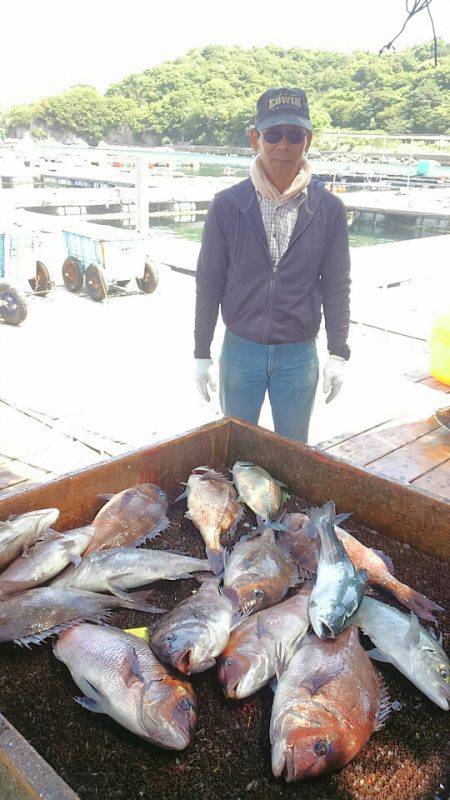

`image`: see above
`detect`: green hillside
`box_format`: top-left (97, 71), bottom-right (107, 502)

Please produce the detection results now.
top-left (3, 41), bottom-right (449, 146)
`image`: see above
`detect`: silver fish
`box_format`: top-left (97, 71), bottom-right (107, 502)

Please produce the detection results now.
top-left (308, 501), bottom-right (367, 638)
top-left (0, 586), bottom-right (163, 646)
top-left (0, 526), bottom-right (94, 596)
top-left (0, 508), bottom-right (59, 570)
top-left (218, 587), bottom-right (311, 699)
top-left (355, 596), bottom-right (450, 710)
top-left (54, 623), bottom-right (196, 749)
top-left (52, 547), bottom-right (210, 593)
top-left (231, 462), bottom-right (284, 522)
top-left (151, 577), bottom-right (235, 674)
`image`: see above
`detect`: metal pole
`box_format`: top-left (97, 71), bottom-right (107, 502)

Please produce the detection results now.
top-left (406, 138), bottom-right (413, 192)
top-left (135, 156), bottom-right (149, 233)
top-left (332, 133), bottom-right (340, 191)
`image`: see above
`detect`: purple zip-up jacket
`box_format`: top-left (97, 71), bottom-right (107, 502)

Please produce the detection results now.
top-left (194, 176), bottom-right (351, 360)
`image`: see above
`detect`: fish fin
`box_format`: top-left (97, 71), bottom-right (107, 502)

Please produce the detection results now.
top-left (267, 519), bottom-right (288, 532)
top-left (366, 647), bottom-right (391, 664)
top-left (98, 493), bottom-right (115, 502)
top-left (198, 468), bottom-right (228, 483)
top-left (118, 588), bottom-right (166, 614)
top-left (405, 613), bottom-right (422, 649)
top-left (120, 644), bottom-right (145, 687)
top-left (175, 486), bottom-right (188, 502)
top-left (274, 642), bottom-right (290, 681)
top-left (289, 566), bottom-right (302, 588)
top-left (70, 553), bottom-right (82, 567)
top-left (21, 545), bottom-right (30, 558)
top-left (371, 549), bottom-right (395, 574)
top-left (230, 606), bottom-right (253, 631)
top-left (184, 511), bottom-right (192, 520)
top-left (0, 521), bottom-right (11, 530)
top-left (305, 501), bottom-right (336, 534)
top-left (335, 512), bottom-right (352, 525)
top-left (229, 504), bottom-right (246, 534)
top-left (269, 676), bottom-right (278, 693)
top-left (302, 664), bottom-right (344, 695)
top-left (75, 695), bottom-right (103, 713)
top-left (131, 516), bottom-right (171, 548)
top-left (205, 546), bottom-right (225, 576)
top-left (256, 616), bottom-right (270, 639)
top-left (374, 672), bottom-right (391, 731)
top-left (107, 578), bottom-right (135, 601)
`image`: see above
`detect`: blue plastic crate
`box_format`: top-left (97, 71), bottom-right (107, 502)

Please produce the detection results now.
top-left (0, 234), bottom-right (4, 279)
top-left (63, 231), bottom-right (103, 270)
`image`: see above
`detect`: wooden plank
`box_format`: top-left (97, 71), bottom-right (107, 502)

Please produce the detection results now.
top-left (324, 416), bottom-right (439, 467)
top-left (0, 466), bottom-right (28, 492)
top-left (366, 427), bottom-right (450, 483)
top-left (226, 419), bottom-right (450, 561)
top-left (411, 458), bottom-right (450, 501)
top-left (0, 714), bottom-right (78, 800)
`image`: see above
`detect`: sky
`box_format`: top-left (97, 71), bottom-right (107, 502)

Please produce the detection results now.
top-left (1, 0), bottom-right (449, 109)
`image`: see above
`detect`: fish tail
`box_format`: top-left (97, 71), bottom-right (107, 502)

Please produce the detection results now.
top-left (205, 546), bottom-right (226, 576)
top-left (384, 577), bottom-right (444, 623)
top-left (305, 500), bottom-right (336, 538)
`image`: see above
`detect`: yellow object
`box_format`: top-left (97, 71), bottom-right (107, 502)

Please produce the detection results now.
top-left (430, 311), bottom-right (450, 386)
top-left (123, 626), bottom-right (150, 642)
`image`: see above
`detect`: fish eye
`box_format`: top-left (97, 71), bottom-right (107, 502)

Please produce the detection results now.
top-left (254, 589), bottom-right (264, 599)
top-left (439, 666), bottom-right (449, 682)
top-left (179, 698), bottom-right (191, 710)
top-left (314, 739), bottom-right (331, 757)
top-left (225, 657), bottom-right (234, 666)
top-left (165, 634), bottom-right (176, 642)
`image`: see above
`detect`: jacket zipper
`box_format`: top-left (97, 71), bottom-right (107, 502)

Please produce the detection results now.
top-left (262, 199), bottom-right (315, 344)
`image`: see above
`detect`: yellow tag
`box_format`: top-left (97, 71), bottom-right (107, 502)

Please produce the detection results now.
top-left (123, 626), bottom-right (150, 642)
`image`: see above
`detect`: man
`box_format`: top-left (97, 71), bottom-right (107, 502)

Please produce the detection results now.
top-left (193, 87), bottom-right (351, 443)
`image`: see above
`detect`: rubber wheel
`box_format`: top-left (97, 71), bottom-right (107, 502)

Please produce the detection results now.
top-left (31, 261), bottom-right (53, 296)
top-left (0, 283), bottom-right (28, 325)
top-left (85, 264), bottom-right (108, 302)
top-left (137, 260), bottom-right (158, 294)
top-left (62, 257), bottom-right (84, 292)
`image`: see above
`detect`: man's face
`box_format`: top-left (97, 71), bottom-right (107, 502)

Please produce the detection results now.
top-left (250, 124), bottom-right (313, 180)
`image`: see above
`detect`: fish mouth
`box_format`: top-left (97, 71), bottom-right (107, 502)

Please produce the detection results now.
top-left (175, 649), bottom-right (192, 675)
top-left (315, 620), bottom-right (336, 640)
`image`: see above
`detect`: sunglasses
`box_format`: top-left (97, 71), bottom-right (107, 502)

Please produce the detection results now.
top-left (261, 127), bottom-right (307, 144)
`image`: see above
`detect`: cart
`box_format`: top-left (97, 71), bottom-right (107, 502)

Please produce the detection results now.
top-left (0, 229), bottom-right (54, 325)
top-left (61, 222), bottom-right (158, 302)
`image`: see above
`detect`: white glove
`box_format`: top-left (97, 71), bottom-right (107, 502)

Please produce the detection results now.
top-left (323, 355), bottom-right (346, 404)
top-left (194, 358), bottom-right (217, 402)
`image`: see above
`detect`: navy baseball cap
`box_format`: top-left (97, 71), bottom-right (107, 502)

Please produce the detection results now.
top-left (255, 88), bottom-right (312, 131)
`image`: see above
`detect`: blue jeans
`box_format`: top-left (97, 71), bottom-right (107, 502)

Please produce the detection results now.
top-left (219, 330), bottom-right (319, 443)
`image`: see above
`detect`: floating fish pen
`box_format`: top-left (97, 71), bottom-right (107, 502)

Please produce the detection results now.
top-left (0, 418), bottom-right (448, 800)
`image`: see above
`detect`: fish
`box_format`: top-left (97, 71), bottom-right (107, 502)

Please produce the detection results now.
top-left (180, 466), bottom-right (242, 574)
top-left (217, 587), bottom-right (311, 699)
top-left (279, 512), bottom-right (443, 622)
top-left (83, 484), bottom-right (170, 555)
top-left (54, 623), bottom-right (196, 749)
top-left (223, 527), bottom-right (299, 614)
top-left (231, 461), bottom-right (285, 523)
top-left (150, 577), bottom-right (236, 674)
top-left (355, 596), bottom-right (450, 710)
top-left (307, 501), bottom-right (367, 638)
top-left (52, 547), bottom-right (210, 593)
top-left (0, 586), bottom-right (164, 646)
top-left (270, 627), bottom-right (390, 782)
top-left (0, 526), bottom-right (94, 596)
top-left (0, 508), bottom-right (60, 570)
